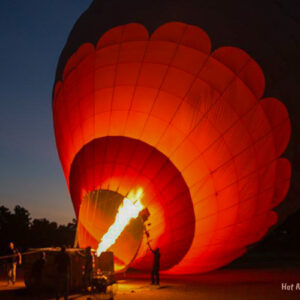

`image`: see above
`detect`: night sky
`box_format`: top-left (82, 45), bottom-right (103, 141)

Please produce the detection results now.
top-left (0, 1), bottom-right (92, 224)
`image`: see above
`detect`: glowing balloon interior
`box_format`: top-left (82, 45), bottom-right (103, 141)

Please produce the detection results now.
top-left (96, 188), bottom-right (144, 256)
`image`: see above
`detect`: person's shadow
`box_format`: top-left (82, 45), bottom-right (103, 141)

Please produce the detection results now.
top-left (157, 285), bottom-right (171, 289)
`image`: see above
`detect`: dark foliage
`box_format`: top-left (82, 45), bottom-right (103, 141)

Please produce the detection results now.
top-left (0, 205), bottom-right (76, 255)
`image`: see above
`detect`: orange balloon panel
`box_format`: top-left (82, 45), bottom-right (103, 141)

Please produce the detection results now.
top-left (53, 22), bottom-right (291, 274)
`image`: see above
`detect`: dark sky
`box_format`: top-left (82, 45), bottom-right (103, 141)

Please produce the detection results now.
top-left (0, 1), bottom-right (92, 224)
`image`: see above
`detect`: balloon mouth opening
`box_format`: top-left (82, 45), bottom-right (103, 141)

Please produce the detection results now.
top-left (69, 136), bottom-right (196, 272)
top-left (77, 189), bottom-right (144, 272)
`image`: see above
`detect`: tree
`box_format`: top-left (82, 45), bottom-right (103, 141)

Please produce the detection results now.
top-left (0, 205), bottom-right (76, 254)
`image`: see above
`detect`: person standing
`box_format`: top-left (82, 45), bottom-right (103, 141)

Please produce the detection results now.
top-left (55, 246), bottom-right (70, 300)
top-left (7, 242), bottom-right (22, 285)
top-left (147, 242), bottom-right (160, 285)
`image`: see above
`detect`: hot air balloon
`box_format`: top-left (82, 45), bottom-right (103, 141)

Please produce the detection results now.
top-left (53, 1), bottom-right (291, 274)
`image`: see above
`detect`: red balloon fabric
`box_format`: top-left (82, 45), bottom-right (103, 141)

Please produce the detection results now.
top-left (53, 22), bottom-right (291, 274)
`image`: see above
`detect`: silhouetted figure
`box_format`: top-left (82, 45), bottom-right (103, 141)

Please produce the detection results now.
top-left (55, 246), bottom-right (70, 300)
top-left (83, 246), bottom-right (93, 291)
top-left (31, 252), bottom-right (46, 291)
top-left (148, 242), bottom-right (160, 285)
top-left (6, 242), bottom-right (21, 285)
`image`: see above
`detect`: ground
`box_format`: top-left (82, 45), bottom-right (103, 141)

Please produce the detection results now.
top-left (1, 267), bottom-right (300, 300)
top-left (1, 252), bottom-right (300, 299)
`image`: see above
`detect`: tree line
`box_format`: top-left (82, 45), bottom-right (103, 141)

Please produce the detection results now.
top-left (0, 205), bottom-right (76, 256)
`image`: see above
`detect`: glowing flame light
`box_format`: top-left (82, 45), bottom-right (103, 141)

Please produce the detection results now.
top-left (96, 188), bottom-right (144, 256)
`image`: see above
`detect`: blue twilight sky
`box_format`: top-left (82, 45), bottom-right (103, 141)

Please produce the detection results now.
top-left (0, 1), bottom-right (92, 224)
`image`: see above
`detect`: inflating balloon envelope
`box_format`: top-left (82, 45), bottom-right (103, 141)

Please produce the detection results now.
top-left (53, 22), bottom-right (291, 274)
